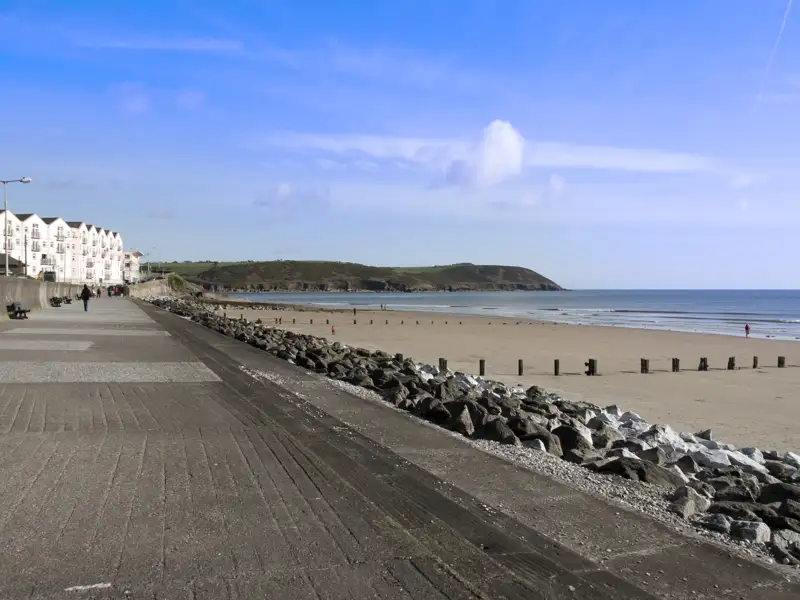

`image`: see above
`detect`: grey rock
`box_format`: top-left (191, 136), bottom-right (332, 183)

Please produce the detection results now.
top-left (668, 486), bottom-right (712, 518)
top-left (518, 423), bottom-right (563, 457)
top-left (552, 425), bottom-right (594, 456)
top-left (759, 482), bottom-right (800, 505)
top-left (729, 521), bottom-right (771, 544)
top-left (636, 446), bottom-right (668, 466)
top-left (447, 406), bottom-right (475, 438)
top-left (671, 455), bottom-right (702, 475)
top-left (696, 513), bottom-right (732, 534)
top-left (587, 456), bottom-right (686, 488)
top-left (522, 438), bottom-right (546, 452)
top-left (481, 419), bottom-right (519, 445)
top-left (591, 423), bottom-right (625, 449)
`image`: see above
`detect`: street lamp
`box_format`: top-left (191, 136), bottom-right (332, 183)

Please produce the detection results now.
top-left (1, 177), bottom-right (32, 277)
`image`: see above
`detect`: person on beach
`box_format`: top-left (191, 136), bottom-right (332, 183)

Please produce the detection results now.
top-left (745, 323), bottom-right (751, 338)
top-left (353, 307), bottom-right (357, 316)
top-left (80, 284), bottom-right (91, 312)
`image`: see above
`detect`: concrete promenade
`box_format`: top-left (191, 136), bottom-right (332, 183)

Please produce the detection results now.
top-left (0, 297), bottom-right (796, 598)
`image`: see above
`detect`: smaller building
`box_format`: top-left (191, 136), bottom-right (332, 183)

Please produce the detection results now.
top-left (123, 250), bottom-right (143, 283)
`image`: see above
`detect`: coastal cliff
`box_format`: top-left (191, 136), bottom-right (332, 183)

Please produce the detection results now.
top-left (159, 260), bottom-right (562, 292)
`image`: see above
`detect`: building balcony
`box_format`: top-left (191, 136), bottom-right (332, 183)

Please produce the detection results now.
top-left (56, 233), bottom-right (66, 242)
top-left (31, 243), bottom-right (41, 252)
top-left (57, 245), bottom-right (66, 254)
top-left (86, 260), bottom-right (94, 268)
top-left (30, 232), bottom-right (40, 239)
top-left (42, 257), bottom-right (56, 266)
top-left (86, 270), bottom-right (93, 279)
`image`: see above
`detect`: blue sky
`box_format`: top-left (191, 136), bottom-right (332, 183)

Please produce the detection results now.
top-left (1, 0), bottom-right (798, 288)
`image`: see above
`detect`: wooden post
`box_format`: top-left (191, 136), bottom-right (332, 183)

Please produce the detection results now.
top-left (395, 353), bottom-right (403, 361)
top-left (370, 319), bottom-right (373, 325)
top-left (640, 358), bottom-right (650, 374)
top-left (310, 319), bottom-right (313, 324)
top-left (401, 320), bottom-right (404, 324)
top-left (554, 359), bottom-right (560, 376)
top-left (753, 356), bottom-right (759, 369)
top-left (326, 319), bottom-right (329, 325)
top-left (518, 359), bottom-right (524, 376)
top-left (778, 356), bottom-right (786, 368)
top-left (385, 320), bottom-right (388, 325)
top-left (585, 358), bottom-right (597, 376)
top-left (431, 320), bottom-right (434, 325)
top-left (671, 358), bottom-right (680, 372)
top-left (727, 357), bottom-right (736, 370)
top-left (292, 318), bottom-right (296, 324)
top-left (439, 358), bottom-right (448, 371)
top-left (479, 359), bottom-right (486, 376)
top-left (698, 357), bottom-right (708, 371)
top-left (416, 320), bottom-right (419, 325)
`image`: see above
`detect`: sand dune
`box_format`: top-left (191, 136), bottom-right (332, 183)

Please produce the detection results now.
top-left (217, 305), bottom-right (800, 452)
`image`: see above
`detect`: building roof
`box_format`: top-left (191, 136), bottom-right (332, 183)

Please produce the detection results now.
top-left (15, 213), bottom-right (35, 221)
top-left (66, 221), bottom-right (84, 228)
top-left (41, 217), bottom-right (60, 224)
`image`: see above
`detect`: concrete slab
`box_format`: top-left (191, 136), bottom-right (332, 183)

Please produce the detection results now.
top-left (4, 327), bottom-right (170, 336)
top-left (0, 340), bottom-right (93, 351)
top-left (0, 361), bottom-right (221, 383)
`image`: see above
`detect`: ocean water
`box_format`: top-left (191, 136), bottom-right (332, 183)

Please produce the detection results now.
top-left (229, 290), bottom-right (800, 341)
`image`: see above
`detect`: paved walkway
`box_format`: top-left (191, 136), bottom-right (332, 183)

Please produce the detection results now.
top-left (0, 298), bottom-right (796, 599)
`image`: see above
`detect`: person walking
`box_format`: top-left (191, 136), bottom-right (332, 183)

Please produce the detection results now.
top-left (745, 323), bottom-right (751, 338)
top-left (80, 284), bottom-right (91, 312)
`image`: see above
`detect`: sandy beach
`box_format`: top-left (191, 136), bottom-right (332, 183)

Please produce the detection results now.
top-left (215, 303), bottom-right (799, 452)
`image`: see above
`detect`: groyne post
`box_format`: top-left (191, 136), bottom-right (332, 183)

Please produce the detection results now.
top-left (395, 353), bottom-right (403, 362)
top-left (640, 358), bottom-right (650, 374)
top-left (479, 359), bottom-right (486, 376)
top-left (753, 356), bottom-right (759, 369)
top-left (585, 358), bottom-right (597, 376)
top-left (672, 358), bottom-right (680, 372)
top-left (698, 357), bottom-right (708, 371)
top-left (554, 359), bottom-right (560, 376)
top-left (518, 359), bottom-right (523, 376)
top-left (727, 357), bottom-right (736, 370)
top-left (778, 356), bottom-right (786, 368)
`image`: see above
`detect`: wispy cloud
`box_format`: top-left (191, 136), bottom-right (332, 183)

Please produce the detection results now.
top-left (758, 0), bottom-right (794, 103)
top-left (254, 121), bottom-right (719, 184)
top-left (69, 35), bottom-right (244, 53)
top-left (254, 182), bottom-right (331, 212)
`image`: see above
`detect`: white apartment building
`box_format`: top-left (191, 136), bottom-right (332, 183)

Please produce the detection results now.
top-left (123, 250), bottom-right (143, 282)
top-left (0, 210), bottom-right (126, 284)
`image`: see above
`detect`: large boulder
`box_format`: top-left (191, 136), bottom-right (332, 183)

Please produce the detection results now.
top-left (481, 419), bottom-right (519, 445)
top-left (759, 483), bottom-right (800, 505)
top-left (519, 424), bottom-right (563, 457)
top-left (587, 457), bottom-right (686, 487)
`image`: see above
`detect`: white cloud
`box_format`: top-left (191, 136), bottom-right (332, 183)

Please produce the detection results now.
top-left (257, 122), bottom-right (719, 181)
top-left (254, 182), bottom-right (331, 210)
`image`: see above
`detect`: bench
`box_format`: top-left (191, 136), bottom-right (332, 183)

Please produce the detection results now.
top-left (49, 297), bottom-right (63, 307)
top-left (62, 296), bottom-right (72, 305)
top-left (6, 302), bottom-right (30, 319)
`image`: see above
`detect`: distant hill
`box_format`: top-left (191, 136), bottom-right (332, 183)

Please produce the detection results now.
top-left (154, 260), bottom-right (562, 292)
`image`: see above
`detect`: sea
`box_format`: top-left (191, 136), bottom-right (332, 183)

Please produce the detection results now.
top-left (228, 290), bottom-right (800, 341)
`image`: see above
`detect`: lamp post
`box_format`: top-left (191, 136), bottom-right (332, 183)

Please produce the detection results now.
top-left (1, 177), bottom-right (32, 276)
